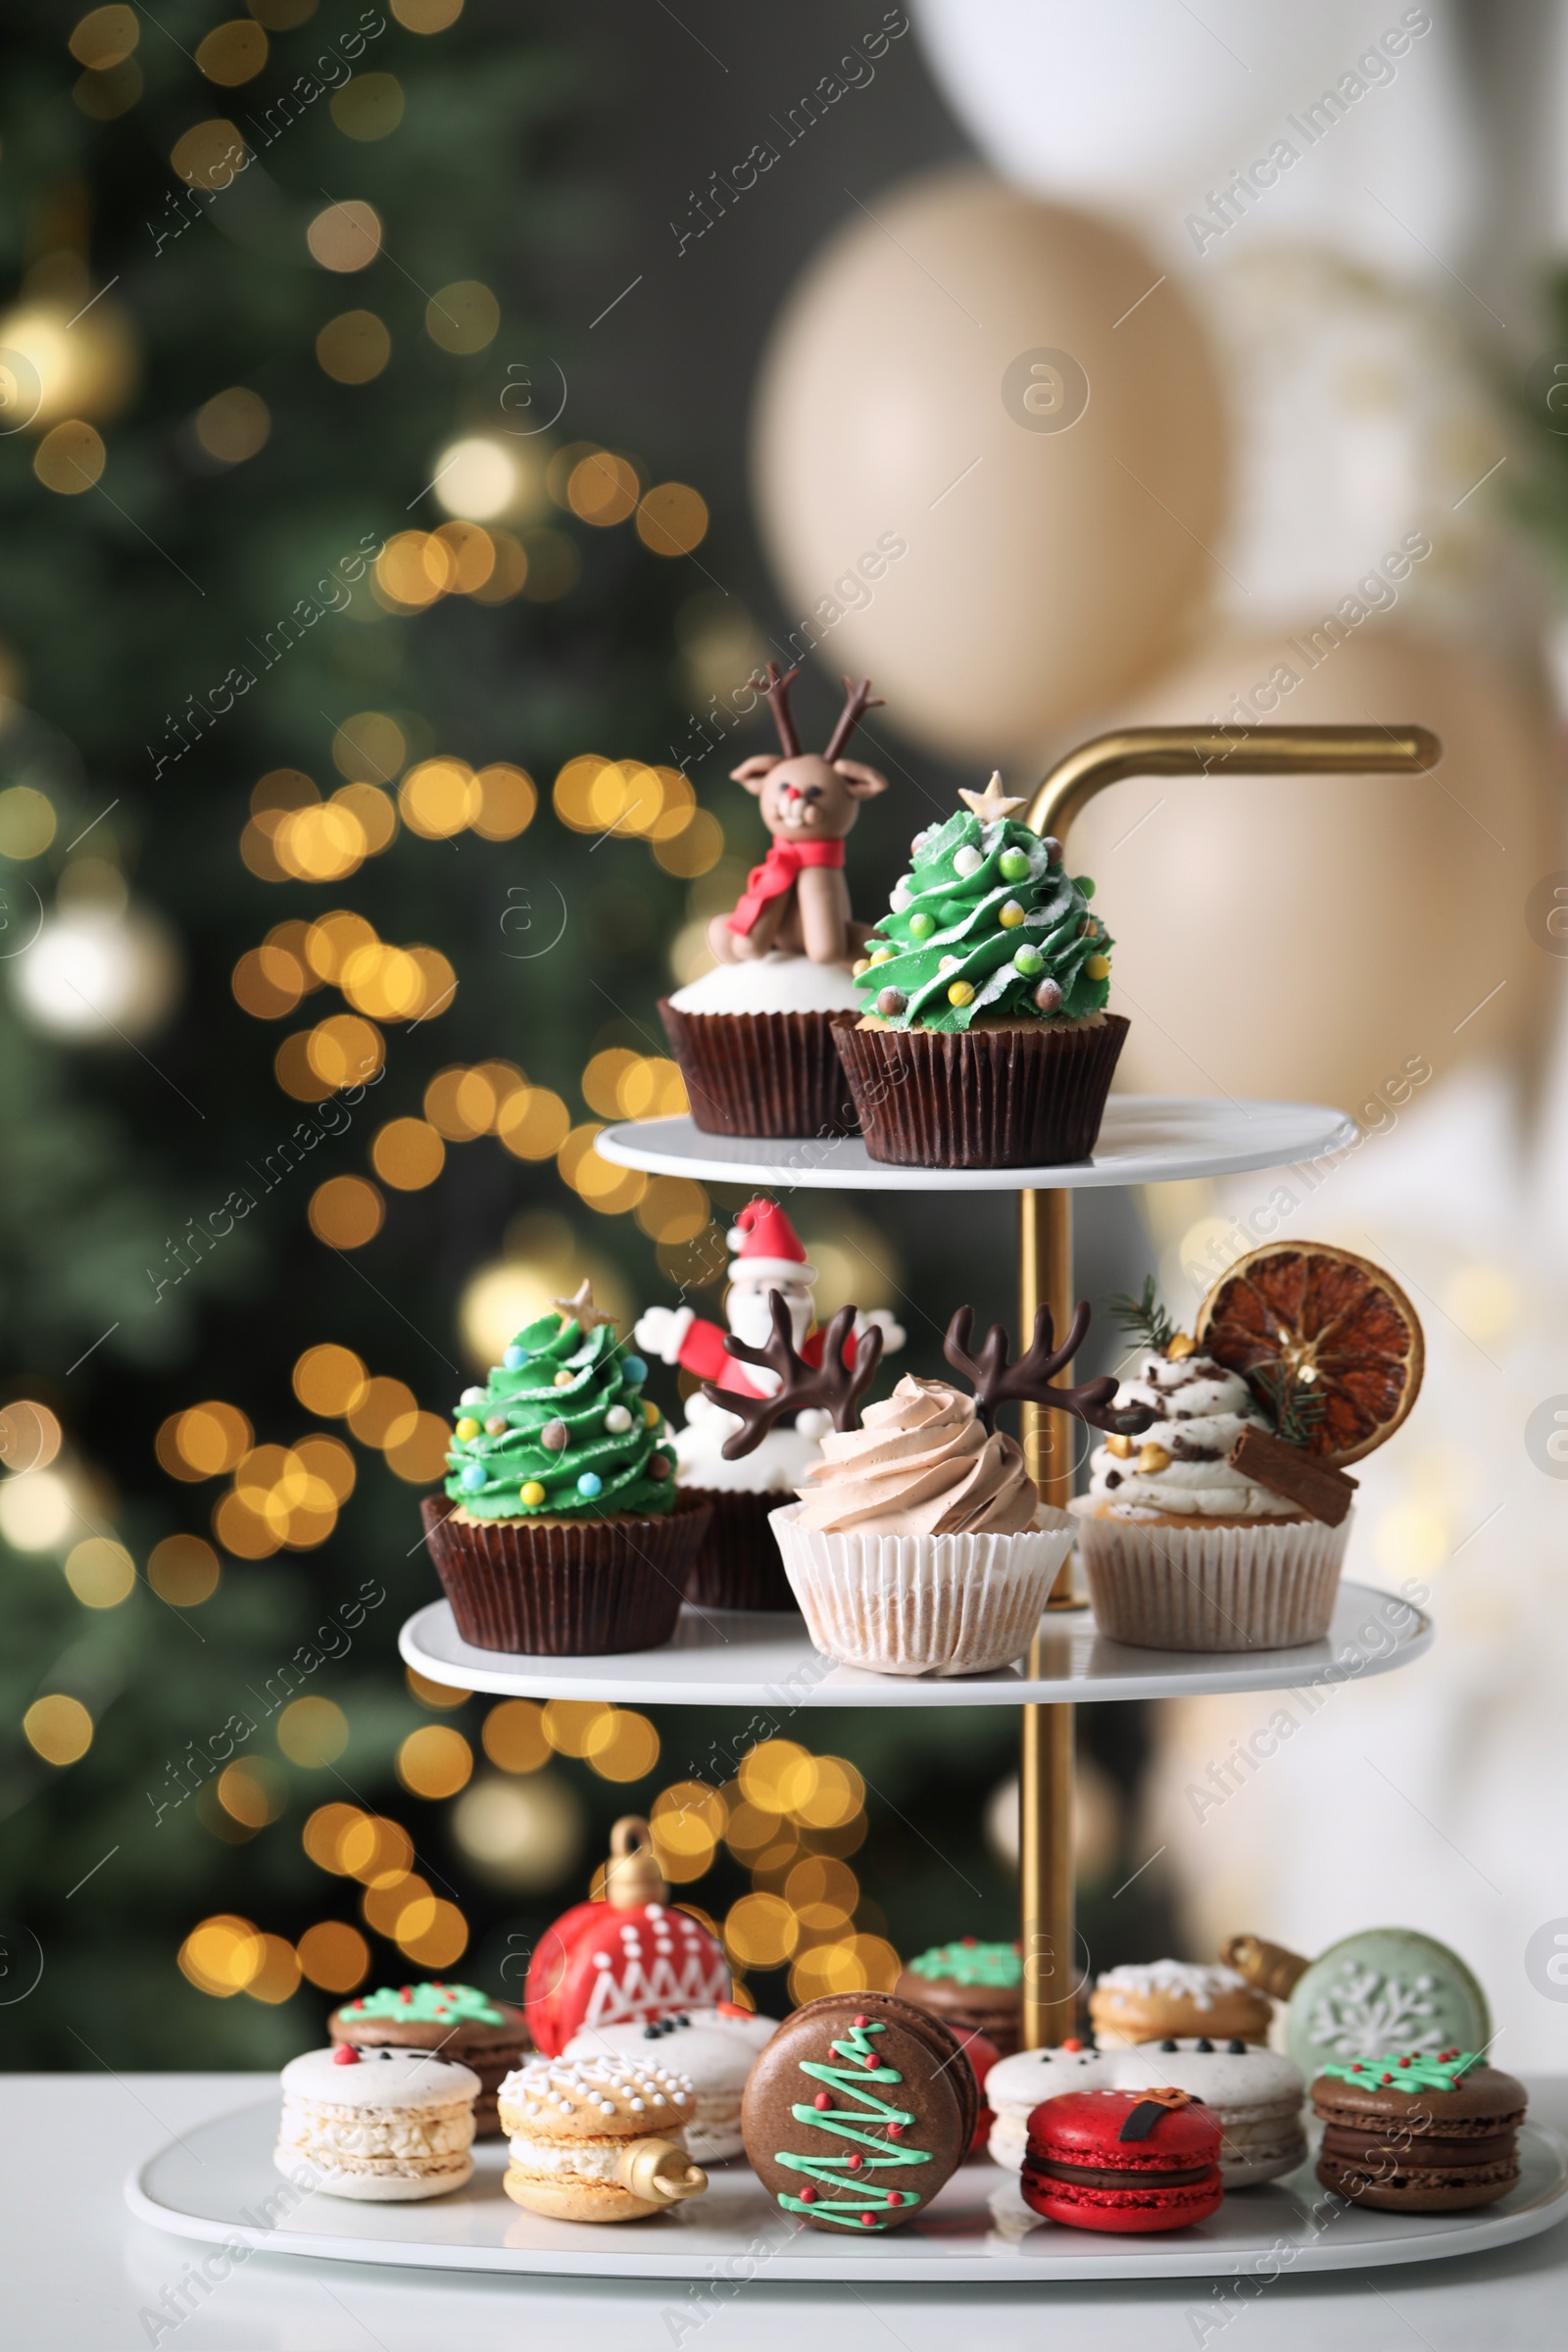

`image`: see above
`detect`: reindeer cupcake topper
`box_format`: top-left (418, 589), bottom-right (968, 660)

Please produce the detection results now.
top-left (707, 1294), bottom-right (1154, 1458)
top-left (708, 664), bottom-right (889, 969)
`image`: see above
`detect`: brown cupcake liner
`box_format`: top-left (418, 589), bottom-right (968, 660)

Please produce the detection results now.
top-left (1071, 1501), bottom-right (1348, 1651)
top-left (659, 999), bottom-right (858, 1139)
top-left (420, 1490), bottom-right (710, 1655)
top-left (833, 1014), bottom-right (1129, 1167)
top-left (680, 1484), bottom-right (801, 1611)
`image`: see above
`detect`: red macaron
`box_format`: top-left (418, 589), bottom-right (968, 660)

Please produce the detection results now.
top-left (1021, 2087), bottom-right (1224, 2233)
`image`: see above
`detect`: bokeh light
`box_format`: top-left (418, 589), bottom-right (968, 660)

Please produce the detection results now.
top-left (425, 280), bottom-right (499, 354)
top-left (276, 1696), bottom-right (349, 1767)
top-left (64, 1537), bottom-right (135, 1609)
top-left (23, 1693), bottom-right (93, 1765)
top-left (481, 1697), bottom-right (549, 1773)
top-left (331, 72), bottom-right (405, 140)
top-left (308, 1175), bottom-right (385, 1249)
top-left (308, 199), bottom-right (383, 273)
top-left (297, 1920), bottom-right (371, 1992)
top-left (195, 19), bottom-right (269, 83)
top-left (194, 385), bottom-right (270, 465)
top-left (317, 310), bottom-right (390, 384)
top-left (293, 1344), bottom-right (368, 1418)
top-left (432, 436), bottom-right (518, 520)
top-left (34, 420), bottom-right (105, 494)
top-left (637, 482), bottom-right (710, 556)
top-left (147, 1534), bottom-right (220, 1606)
top-left (397, 1725), bottom-right (473, 1798)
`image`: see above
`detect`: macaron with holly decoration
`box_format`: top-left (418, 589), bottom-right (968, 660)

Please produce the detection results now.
top-left (328, 1981), bottom-right (530, 2138)
top-left (1020, 2085), bottom-right (1225, 2232)
top-left (1311, 2050), bottom-right (1526, 2212)
top-left (895, 1936), bottom-right (1024, 2056)
top-left (740, 1989), bottom-right (976, 2231)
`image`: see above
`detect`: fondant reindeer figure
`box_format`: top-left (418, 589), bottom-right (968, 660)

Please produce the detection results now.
top-left (709, 664), bottom-right (889, 966)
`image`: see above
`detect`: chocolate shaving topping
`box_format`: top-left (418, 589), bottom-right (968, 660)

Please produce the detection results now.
top-left (1229, 1425), bottom-right (1358, 1525)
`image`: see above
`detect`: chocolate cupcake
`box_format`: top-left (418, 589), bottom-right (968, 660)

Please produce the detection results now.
top-left (329, 1981), bottom-right (529, 2138)
top-left (833, 770), bottom-right (1127, 1167)
top-left (422, 1280), bottom-right (710, 1654)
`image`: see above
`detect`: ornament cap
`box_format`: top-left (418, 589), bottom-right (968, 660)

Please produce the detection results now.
top-left (616, 2136), bottom-right (708, 2205)
top-left (604, 1815), bottom-right (667, 1910)
top-left (1222, 1934), bottom-right (1307, 2000)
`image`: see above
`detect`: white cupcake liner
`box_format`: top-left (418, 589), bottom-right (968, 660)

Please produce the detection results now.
top-left (1070, 1499), bottom-right (1349, 1652)
top-left (767, 1503), bottom-right (1074, 1677)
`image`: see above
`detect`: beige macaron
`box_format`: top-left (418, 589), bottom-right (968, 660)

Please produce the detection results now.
top-left (1089, 1960), bottom-right (1273, 2046)
top-left (498, 2053), bottom-right (709, 2222)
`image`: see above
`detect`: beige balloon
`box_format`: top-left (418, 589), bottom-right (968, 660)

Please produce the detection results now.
top-left (753, 169), bottom-right (1226, 760)
top-left (1070, 627), bottom-right (1555, 1111)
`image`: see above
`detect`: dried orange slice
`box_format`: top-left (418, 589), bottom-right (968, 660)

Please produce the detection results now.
top-left (1194, 1242), bottom-right (1423, 1465)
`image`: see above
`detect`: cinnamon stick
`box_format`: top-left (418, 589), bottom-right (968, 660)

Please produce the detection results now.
top-left (1229, 1426), bottom-right (1358, 1526)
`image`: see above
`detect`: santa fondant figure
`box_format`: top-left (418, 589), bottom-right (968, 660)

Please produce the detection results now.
top-left (633, 1199), bottom-right (905, 1494)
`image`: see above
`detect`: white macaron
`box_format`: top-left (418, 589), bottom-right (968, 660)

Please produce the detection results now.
top-left (564, 2005), bottom-right (777, 2161)
top-left (275, 2044), bottom-right (479, 2201)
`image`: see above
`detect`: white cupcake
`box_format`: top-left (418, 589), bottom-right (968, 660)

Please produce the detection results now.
top-left (769, 1375), bottom-right (1073, 1676)
top-left (1071, 1347), bottom-right (1348, 1651)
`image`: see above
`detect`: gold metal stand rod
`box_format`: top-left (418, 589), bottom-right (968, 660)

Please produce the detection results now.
top-left (1026, 723), bottom-right (1440, 848)
top-left (1019, 1185), bottom-right (1078, 2047)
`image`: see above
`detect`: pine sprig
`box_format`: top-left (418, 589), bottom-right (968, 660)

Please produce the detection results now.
top-left (1250, 1363), bottom-right (1328, 1447)
top-left (1104, 1276), bottom-right (1176, 1357)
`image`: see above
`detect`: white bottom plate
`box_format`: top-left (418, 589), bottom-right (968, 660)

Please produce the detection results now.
top-left (125, 2103), bottom-right (1568, 2283)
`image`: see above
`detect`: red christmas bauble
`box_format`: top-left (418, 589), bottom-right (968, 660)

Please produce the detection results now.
top-left (952, 2025), bottom-right (1001, 2156)
top-left (523, 1817), bottom-right (730, 2055)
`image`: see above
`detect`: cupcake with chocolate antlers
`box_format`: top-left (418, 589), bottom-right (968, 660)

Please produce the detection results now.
top-left (1073, 1248), bottom-right (1423, 1652)
top-left (707, 1293), bottom-right (1152, 1676)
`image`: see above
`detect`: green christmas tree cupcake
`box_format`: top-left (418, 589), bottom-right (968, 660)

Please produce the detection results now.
top-left (832, 772), bottom-right (1129, 1166)
top-left (420, 1281), bottom-right (710, 1654)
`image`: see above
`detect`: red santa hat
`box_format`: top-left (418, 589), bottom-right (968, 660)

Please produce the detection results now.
top-left (726, 1197), bottom-right (814, 1286)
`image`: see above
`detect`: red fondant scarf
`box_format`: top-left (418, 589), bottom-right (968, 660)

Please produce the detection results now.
top-left (727, 836), bottom-right (845, 937)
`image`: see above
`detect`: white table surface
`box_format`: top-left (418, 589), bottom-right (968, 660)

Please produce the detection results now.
top-left (6, 2072), bottom-right (1567, 2348)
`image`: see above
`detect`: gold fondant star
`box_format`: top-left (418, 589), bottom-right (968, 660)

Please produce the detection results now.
top-left (554, 1279), bottom-right (617, 1335)
top-left (957, 769), bottom-right (1027, 822)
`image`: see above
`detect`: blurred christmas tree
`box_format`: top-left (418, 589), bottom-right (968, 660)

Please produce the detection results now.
top-left (0, 3), bottom-right (1176, 2068)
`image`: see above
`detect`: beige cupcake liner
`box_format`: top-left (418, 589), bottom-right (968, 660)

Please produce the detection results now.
top-left (767, 1503), bottom-right (1074, 1677)
top-left (1070, 1499), bottom-right (1350, 1651)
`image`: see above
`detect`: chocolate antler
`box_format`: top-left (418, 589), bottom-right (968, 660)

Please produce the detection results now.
top-left (944, 1303), bottom-right (1155, 1438)
top-left (822, 675), bottom-right (885, 762)
top-left (753, 661), bottom-right (803, 759)
top-left (705, 1293), bottom-right (883, 1459)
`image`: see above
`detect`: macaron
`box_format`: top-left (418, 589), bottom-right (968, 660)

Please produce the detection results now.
top-left (498, 2052), bottom-right (708, 2222)
top-left (1089, 1960), bottom-right (1272, 2047)
top-left (1312, 2050), bottom-right (1526, 2212)
top-left (275, 2044), bottom-right (479, 2201)
top-left (564, 2004), bottom-right (778, 2161)
top-left (986, 2037), bottom-right (1305, 2186)
top-left (328, 1980), bottom-right (530, 2138)
top-left (985, 2040), bottom-right (1114, 2169)
top-left (895, 1938), bottom-right (1024, 2057)
top-left (1021, 2087), bottom-right (1225, 2233)
top-left (742, 1990), bottom-right (976, 2231)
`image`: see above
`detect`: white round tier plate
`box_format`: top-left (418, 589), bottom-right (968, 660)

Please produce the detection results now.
top-left (399, 1581), bottom-right (1431, 1707)
top-left (594, 1098), bottom-right (1357, 1191)
top-left (126, 2104), bottom-right (1567, 2282)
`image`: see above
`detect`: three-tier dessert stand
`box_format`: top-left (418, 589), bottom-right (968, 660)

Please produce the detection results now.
top-left (129, 727), bottom-right (1568, 2281)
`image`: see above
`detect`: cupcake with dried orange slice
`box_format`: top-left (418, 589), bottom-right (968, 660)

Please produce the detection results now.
top-left (1072, 1247), bottom-right (1423, 1652)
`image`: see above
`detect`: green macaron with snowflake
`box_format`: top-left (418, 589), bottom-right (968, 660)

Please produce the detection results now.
top-left (854, 771), bottom-right (1110, 1035)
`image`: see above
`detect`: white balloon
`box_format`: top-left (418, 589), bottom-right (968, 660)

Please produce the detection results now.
top-left (910, 0), bottom-right (1480, 280)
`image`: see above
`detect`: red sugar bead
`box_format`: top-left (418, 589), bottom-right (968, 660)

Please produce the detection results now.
top-left (854, 2015), bottom-right (869, 2028)
top-left (885, 2124), bottom-right (904, 2139)
top-left (847, 2153), bottom-right (863, 2171)
top-left (799, 2187), bottom-right (816, 2204)
top-left (331, 2044), bottom-right (360, 2066)
top-left (813, 2092), bottom-right (831, 2110)
top-left (859, 2214), bottom-right (875, 2228)
top-left (887, 2192), bottom-right (904, 2207)
top-left (1061, 2037), bottom-right (1084, 2052)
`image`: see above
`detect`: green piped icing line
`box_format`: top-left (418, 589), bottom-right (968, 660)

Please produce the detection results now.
top-left (906, 1939), bottom-right (1021, 1989)
top-left (856, 808), bottom-right (1110, 1035)
top-left (1318, 2050), bottom-right (1483, 2091)
top-left (341, 1982), bottom-right (505, 2027)
top-left (776, 2019), bottom-right (932, 2230)
top-left (444, 1310), bottom-right (674, 1521)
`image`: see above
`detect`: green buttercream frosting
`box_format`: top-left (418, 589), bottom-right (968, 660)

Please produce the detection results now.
top-left (444, 1309), bottom-right (674, 1522)
top-left (1318, 2050), bottom-right (1482, 2091)
top-left (906, 1939), bottom-right (1022, 1988)
top-left (856, 807), bottom-right (1110, 1035)
top-left (341, 1982), bottom-right (506, 2026)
